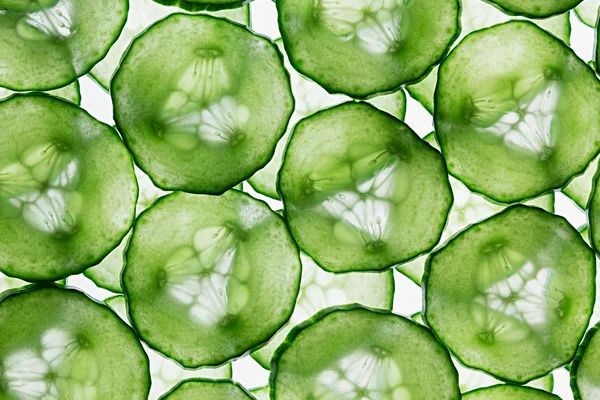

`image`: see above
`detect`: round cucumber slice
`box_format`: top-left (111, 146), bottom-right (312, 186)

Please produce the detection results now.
top-left (251, 253), bottom-right (394, 369)
top-left (271, 305), bottom-right (460, 399)
top-left (424, 205), bottom-right (595, 383)
top-left (0, 0), bottom-right (127, 91)
top-left (483, 0), bottom-right (582, 18)
top-left (435, 21), bottom-right (600, 203)
top-left (571, 321), bottom-right (600, 400)
top-left (248, 40), bottom-right (406, 200)
top-left (0, 94), bottom-right (137, 281)
top-left (0, 80), bottom-right (80, 104)
top-left (159, 379), bottom-right (253, 400)
top-left (112, 13), bottom-right (293, 194)
top-left (123, 190), bottom-right (301, 368)
top-left (462, 385), bottom-right (560, 399)
top-left (276, 0), bottom-right (460, 98)
top-left (0, 285), bottom-right (150, 399)
top-left (279, 102), bottom-right (452, 272)
top-left (90, 0), bottom-right (250, 90)
top-left (564, 156), bottom-right (599, 210)
top-left (575, 0), bottom-right (600, 27)
top-left (588, 171), bottom-right (600, 266)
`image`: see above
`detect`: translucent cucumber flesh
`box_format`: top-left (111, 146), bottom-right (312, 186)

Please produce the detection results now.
top-left (484, 0), bottom-right (582, 18)
top-left (0, 80), bottom-right (80, 104)
top-left (161, 379), bottom-right (253, 400)
top-left (575, 0), bottom-right (600, 27)
top-left (462, 385), bottom-right (560, 399)
top-left (571, 322), bottom-right (600, 400)
top-left (563, 156), bottom-right (599, 210)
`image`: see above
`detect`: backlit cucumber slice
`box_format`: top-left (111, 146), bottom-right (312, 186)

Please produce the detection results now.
top-left (251, 253), bottom-right (394, 369)
top-left (90, 0), bottom-right (250, 90)
top-left (571, 321), bottom-right (600, 400)
top-left (0, 94), bottom-right (137, 281)
top-left (123, 190), bottom-right (301, 367)
top-left (483, 0), bottom-right (582, 18)
top-left (250, 386), bottom-right (268, 399)
top-left (279, 102), bottom-right (452, 272)
top-left (271, 305), bottom-right (460, 399)
top-left (462, 385), bottom-right (560, 399)
top-left (0, 285), bottom-right (150, 399)
top-left (0, 0), bottom-right (127, 91)
top-left (424, 205), bottom-right (595, 383)
top-left (276, 0), bottom-right (460, 97)
top-left (435, 21), bottom-right (600, 203)
top-left (159, 379), bottom-right (253, 400)
top-left (587, 169), bottom-right (600, 256)
top-left (0, 80), bottom-right (80, 104)
top-left (563, 156), bottom-right (599, 210)
top-left (575, 0), bottom-right (600, 27)
top-left (112, 14), bottom-right (293, 194)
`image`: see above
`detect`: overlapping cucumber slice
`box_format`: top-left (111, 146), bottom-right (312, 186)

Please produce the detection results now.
top-left (250, 386), bottom-right (269, 399)
top-left (424, 205), bottom-right (595, 383)
top-left (251, 253), bottom-right (394, 368)
top-left (576, 0), bottom-right (600, 27)
top-left (90, 0), bottom-right (250, 90)
top-left (0, 0), bottom-right (127, 90)
top-left (396, 133), bottom-right (554, 285)
top-left (112, 14), bottom-right (293, 194)
top-left (587, 170), bottom-right (600, 257)
top-left (564, 157), bottom-right (599, 210)
top-left (248, 40), bottom-right (406, 200)
top-left (279, 102), bottom-right (452, 272)
top-left (435, 21), bottom-right (600, 203)
top-left (571, 321), bottom-right (600, 400)
top-left (159, 379), bottom-right (253, 400)
top-left (123, 190), bottom-right (301, 367)
top-left (0, 80), bottom-right (80, 104)
top-left (462, 385), bottom-right (560, 400)
top-left (0, 95), bottom-right (137, 281)
top-left (483, 0), bottom-right (582, 18)
top-left (0, 285), bottom-right (150, 399)
top-left (276, 0), bottom-right (460, 97)
top-left (271, 305), bottom-right (460, 399)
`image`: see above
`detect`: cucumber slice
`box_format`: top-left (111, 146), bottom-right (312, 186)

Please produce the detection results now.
top-left (251, 253), bottom-right (394, 369)
top-left (575, 0), bottom-right (600, 27)
top-left (105, 295), bottom-right (232, 400)
top-left (0, 94), bottom-right (137, 281)
top-left (0, 0), bottom-right (127, 91)
top-left (563, 156), bottom-right (599, 210)
top-left (406, 0), bottom-right (571, 114)
top-left (571, 321), bottom-right (600, 400)
top-left (396, 133), bottom-right (555, 285)
top-left (247, 40), bottom-right (406, 200)
top-left (424, 205), bottom-right (595, 383)
top-left (250, 386), bottom-right (268, 400)
top-left (462, 385), bottom-right (560, 399)
top-left (483, 0), bottom-right (582, 18)
top-left (159, 379), bottom-right (253, 400)
top-left (587, 169), bottom-right (600, 256)
top-left (271, 305), bottom-right (460, 399)
top-left (112, 14), bottom-right (293, 194)
top-left (90, 0), bottom-right (250, 90)
top-left (123, 190), bottom-right (301, 367)
top-left (279, 102), bottom-right (452, 272)
top-left (276, 0), bottom-right (460, 98)
top-left (435, 21), bottom-right (600, 203)
top-left (0, 285), bottom-right (150, 399)
top-left (0, 80), bottom-right (80, 104)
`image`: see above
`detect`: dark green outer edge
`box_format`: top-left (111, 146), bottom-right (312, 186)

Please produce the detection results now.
top-left (570, 320), bottom-right (600, 400)
top-left (276, 0), bottom-right (463, 99)
top-left (158, 378), bottom-right (255, 399)
top-left (111, 13), bottom-right (294, 195)
top-left (277, 101), bottom-right (454, 274)
top-left (462, 384), bottom-right (560, 398)
top-left (152, 0), bottom-right (252, 12)
top-left (121, 189), bottom-right (302, 369)
top-left (434, 20), bottom-right (600, 204)
top-left (422, 204), bottom-right (596, 385)
top-left (0, 0), bottom-right (129, 92)
top-left (595, 10), bottom-right (600, 77)
top-left (480, 0), bottom-right (583, 19)
top-left (0, 283), bottom-right (151, 397)
top-left (269, 304), bottom-right (460, 399)
top-left (0, 93), bottom-right (139, 283)
top-left (575, 6), bottom-right (596, 28)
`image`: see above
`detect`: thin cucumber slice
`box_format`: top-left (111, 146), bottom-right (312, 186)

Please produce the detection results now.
top-left (424, 205), bottom-right (596, 383)
top-left (462, 385), bottom-right (560, 399)
top-left (483, 0), bottom-right (582, 18)
top-left (279, 102), bottom-right (452, 272)
top-left (0, 80), bottom-right (80, 104)
top-left (575, 0), bottom-right (600, 27)
top-left (435, 21), bottom-right (600, 203)
top-left (0, 285), bottom-right (150, 399)
top-left (247, 40), bottom-right (406, 200)
top-left (123, 190), bottom-right (301, 367)
top-left (159, 379), bottom-right (254, 400)
top-left (112, 14), bottom-right (293, 194)
top-left (250, 386), bottom-right (268, 400)
top-left (250, 253), bottom-right (394, 369)
top-left (105, 295), bottom-right (232, 400)
top-left (587, 169), bottom-right (600, 256)
top-left (90, 0), bottom-right (250, 90)
top-left (271, 305), bottom-right (460, 399)
top-left (0, 94), bottom-right (137, 281)
top-left (563, 156), bottom-right (599, 210)
top-left (396, 133), bottom-right (555, 285)
top-left (0, 273), bottom-right (65, 293)
top-left (571, 321), bottom-right (600, 400)
top-left (276, 0), bottom-right (460, 98)
top-left (406, 0), bottom-right (571, 114)
top-left (0, 0), bottom-right (127, 91)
